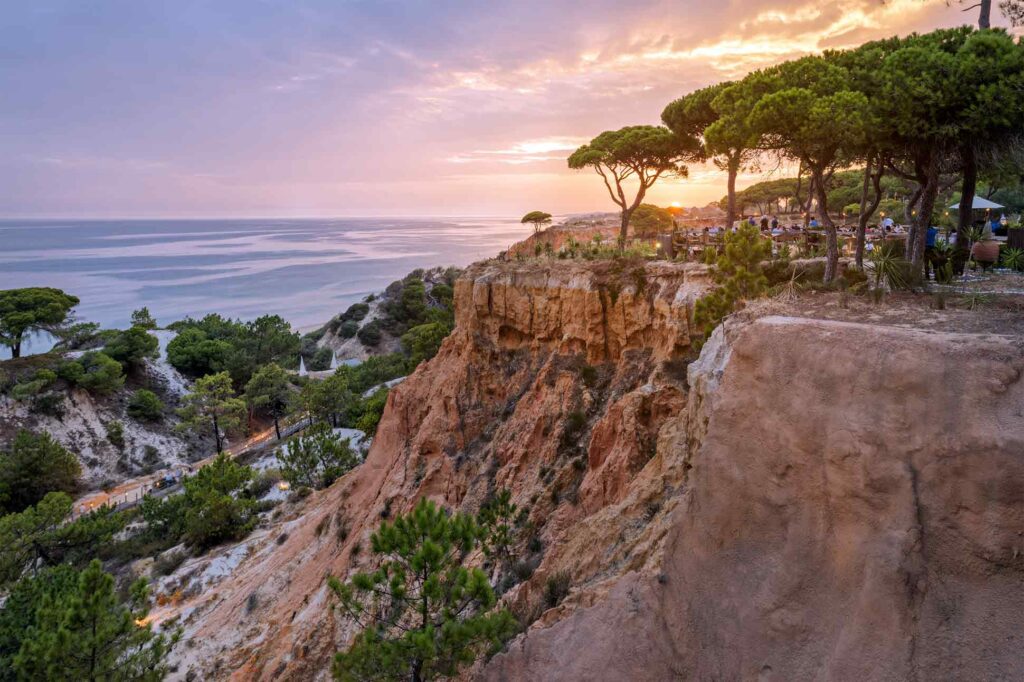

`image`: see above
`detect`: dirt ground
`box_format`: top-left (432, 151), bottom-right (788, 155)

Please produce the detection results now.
top-left (744, 268), bottom-right (1024, 337)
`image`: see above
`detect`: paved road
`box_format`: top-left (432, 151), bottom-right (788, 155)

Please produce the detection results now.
top-left (71, 417), bottom-right (311, 518)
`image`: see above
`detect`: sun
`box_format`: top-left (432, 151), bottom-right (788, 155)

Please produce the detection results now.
top-left (670, 201), bottom-right (682, 208)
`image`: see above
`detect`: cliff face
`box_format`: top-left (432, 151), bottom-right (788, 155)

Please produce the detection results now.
top-left (166, 259), bottom-right (1024, 682)
top-left (484, 317), bottom-right (1024, 681)
top-left (168, 259), bottom-right (710, 680)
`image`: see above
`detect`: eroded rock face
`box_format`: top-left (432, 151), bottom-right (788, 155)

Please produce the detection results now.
top-left (167, 259), bottom-right (1024, 682)
top-left (169, 260), bottom-right (707, 680)
top-left (483, 316), bottom-right (1024, 681)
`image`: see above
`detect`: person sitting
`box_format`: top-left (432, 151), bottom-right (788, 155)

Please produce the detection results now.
top-left (809, 217), bottom-right (820, 229)
top-left (760, 216), bottom-right (770, 231)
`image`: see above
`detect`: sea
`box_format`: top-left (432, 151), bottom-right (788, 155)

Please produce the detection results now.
top-left (0, 217), bottom-right (533, 358)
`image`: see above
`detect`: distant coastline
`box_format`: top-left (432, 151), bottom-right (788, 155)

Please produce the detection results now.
top-left (0, 217), bottom-right (531, 335)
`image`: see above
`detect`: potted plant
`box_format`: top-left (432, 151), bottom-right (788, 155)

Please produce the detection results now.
top-left (971, 226), bottom-right (1000, 271)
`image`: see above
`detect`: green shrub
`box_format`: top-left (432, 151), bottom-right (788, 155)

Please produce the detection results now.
top-left (354, 388), bottom-right (389, 434)
top-left (692, 225), bottom-right (771, 343)
top-left (0, 430), bottom-right (81, 514)
top-left (338, 320), bottom-right (360, 338)
top-left (10, 369), bottom-right (57, 401)
top-left (340, 303), bottom-right (370, 322)
top-left (400, 321), bottom-right (450, 367)
top-left (357, 320), bottom-right (383, 347)
top-left (104, 326), bottom-right (158, 370)
top-left (127, 389), bottom-right (164, 422)
top-left (75, 352), bottom-right (125, 395)
top-left (152, 549), bottom-right (187, 577)
top-left (278, 423), bottom-right (358, 489)
top-left (543, 571), bottom-right (571, 608)
top-left (105, 421), bottom-right (125, 449)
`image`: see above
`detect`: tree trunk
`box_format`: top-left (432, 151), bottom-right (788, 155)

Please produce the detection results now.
top-left (10, 339), bottom-right (20, 359)
top-left (910, 154), bottom-right (941, 272)
top-left (978, 0), bottom-right (993, 28)
top-left (813, 167), bottom-right (840, 283)
top-left (212, 413), bottom-right (222, 453)
top-left (725, 160), bottom-right (739, 230)
top-left (856, 156), bottom-right (884, 269)
top-left (956, 141), bottom-right (977, 272)
top-left (855, 155), bottom-right (872, 269)
top-left (274, 415), bottom-right (281, 440)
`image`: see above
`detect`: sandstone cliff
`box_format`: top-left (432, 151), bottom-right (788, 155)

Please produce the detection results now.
top-left (163, 259), bottom-right (1024, 681)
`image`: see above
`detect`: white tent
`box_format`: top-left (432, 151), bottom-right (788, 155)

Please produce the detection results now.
top-left (329, 351), bottom-right (339, 370)
top-left (950, 196), bottom-right (1004, 210)
top-left (298, 356), bottom-right (307, 377)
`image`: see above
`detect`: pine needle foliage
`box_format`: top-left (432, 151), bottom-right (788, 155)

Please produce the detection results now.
top-left (327, 499), bottom-right (517, 682)
top-left (13, 559), bottom-right (176, 681)
top-left (692, 224), bottom-right (771, 343)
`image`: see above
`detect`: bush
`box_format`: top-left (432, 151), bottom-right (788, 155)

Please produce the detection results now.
top-left (30, 392), bottom-right (66, 418)
top-left (543, 571), bottom-right (571, 608)
top-left (104, 326), bottom-right (158, 370)
top-left (152, 549), bottom-right (187, 576)
top-left (400, 321), bottom-right (450, 367)
top-left (105, 421), bottom-right (125, 449)
top-left (338, 320), bottom-right (360, 339)
top-left (357, 320), bottom-right (383, 347)
top-left (75, 352), bottom-right (125, 395)
top-left (127, 389), bottom-right (164, 422)
top-left (693, 225), bottom-right (771, 343)
top-left (340, 302), bottom-right (370, 322)
top-left (309, 346), bottom-right (334, 371)
top-left (0, 430), bottom-right (81, 514)
top-left (10, 369), bottom-right (57, 401)
top-left (278, 423), bottom-right (358, 489)
top-left (354, 388), bottom-right (389, 434)
top-left (180, 454), bottom-right (257, 551)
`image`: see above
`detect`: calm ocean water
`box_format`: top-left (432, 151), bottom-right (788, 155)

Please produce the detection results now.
top-left (0, 218), bottom-right (531, 356)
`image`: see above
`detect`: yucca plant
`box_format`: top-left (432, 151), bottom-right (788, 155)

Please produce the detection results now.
top-left (1001, 247), bottom-right (1024, 272)
top-left (870, 242), bottom-right (909, 292)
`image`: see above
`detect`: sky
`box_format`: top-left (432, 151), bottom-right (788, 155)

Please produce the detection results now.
top-left (0, 0), bottom-right (1015, 218)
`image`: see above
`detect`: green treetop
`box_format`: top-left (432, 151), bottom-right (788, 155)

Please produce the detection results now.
top-left (0, 288), bottom-right (79, 359)
top-left (747, 54), bottom-right (870, 282)
top-left (0, 493), bottom-right (124, 589)
top-left (663, 82), bottom-right (761, 230)
top-left (520, 211), bottom-right (552, 233)
top-left (180, 453), bottom-right (256, 549)
top-left (244, 362), bottom-right (293, 440)
top-left (0, 430), bottom-right (81, 515)
top-left (568, 125), bottom-right (697, 247)
top-left (278, 422), bottom-right (359, 490)
top-left (328, 498), bottom-right (517, 682)
top-left (14, 559), bottom-right (175, 681)
top-left (176, 371), bottom-right (246, 454)
top-left (629, 203), bottom-right (674, 237)
top-left (130, 307), bottom-right (158, 330)
top-left (105, 325), bottom-right (159, 371)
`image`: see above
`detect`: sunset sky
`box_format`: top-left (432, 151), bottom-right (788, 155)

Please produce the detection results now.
top-left (1, 0), bottom-right (1016, 218)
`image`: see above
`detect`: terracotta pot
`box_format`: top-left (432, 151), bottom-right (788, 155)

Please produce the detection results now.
top-left (972, 240), bottom-right (1000, 265)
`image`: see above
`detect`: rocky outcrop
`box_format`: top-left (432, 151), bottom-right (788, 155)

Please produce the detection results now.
top-left (165, 259), bottom-right (709, 680)
top-left (484, 316), bottom-right (1024, 681)
top-left (164, 259), bottom-right (1024, 682)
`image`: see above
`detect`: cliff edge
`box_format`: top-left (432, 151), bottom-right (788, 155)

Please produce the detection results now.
top-left (163, 259), bottom-right (1024, 681)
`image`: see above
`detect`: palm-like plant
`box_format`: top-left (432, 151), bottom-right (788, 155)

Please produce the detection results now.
top-left (1001, 247), bottom-right (1024, 271)
top-left (870, 242), bottom-right (909, 291)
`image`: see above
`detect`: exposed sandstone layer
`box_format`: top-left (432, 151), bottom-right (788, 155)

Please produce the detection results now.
top-left (166, 257), bottom-right (1024, 681)
top-left (167, 259), bottom-right (709, 680)
top-left (484, 316), bottom-right (1024, 681)
top-left (506, 224), bottom-right (619, 259)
